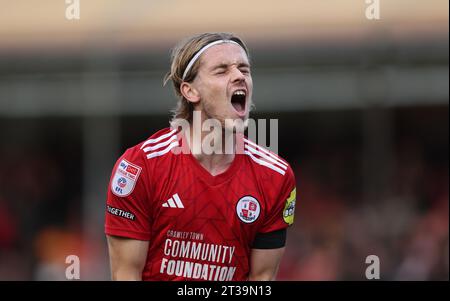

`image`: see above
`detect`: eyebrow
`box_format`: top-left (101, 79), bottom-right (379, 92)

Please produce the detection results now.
top-left (210, 62), bottom-right (251, 71)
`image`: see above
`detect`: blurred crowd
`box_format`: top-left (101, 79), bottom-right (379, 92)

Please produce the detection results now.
top-left (279, 139), bottom-right (448, 280)
top-left (0, 109), bottom-right (448, 280)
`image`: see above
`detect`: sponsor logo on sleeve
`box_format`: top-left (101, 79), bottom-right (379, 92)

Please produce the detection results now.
top-left (283, 188), bottom-right (296, 225)
top-left (106, 205), bottom-right (136, 221)
top-left (111, 159), bottom-right (142, 197)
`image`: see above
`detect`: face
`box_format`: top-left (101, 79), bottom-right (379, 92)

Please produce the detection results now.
top-left (188, 43), bottom-right (253, 127)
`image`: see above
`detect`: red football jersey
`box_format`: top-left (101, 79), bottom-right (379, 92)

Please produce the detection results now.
top-left (105, 128), bottom-right (296, 281)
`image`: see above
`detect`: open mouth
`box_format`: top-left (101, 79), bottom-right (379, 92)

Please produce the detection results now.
top-left (231, 90), bottom-right (246, 115)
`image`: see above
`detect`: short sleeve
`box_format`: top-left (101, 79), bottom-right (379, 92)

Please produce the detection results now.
top-left (104, 147), bottom-right (152, 241)
top-left (258, 165), bottom-right (297, 234)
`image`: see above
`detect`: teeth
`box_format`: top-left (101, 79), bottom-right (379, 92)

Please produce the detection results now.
top-left (233, 90), bottom-right (246, 96)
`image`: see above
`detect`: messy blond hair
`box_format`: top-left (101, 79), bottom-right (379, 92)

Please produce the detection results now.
top-left (163, 33), bottom-right (250, 123)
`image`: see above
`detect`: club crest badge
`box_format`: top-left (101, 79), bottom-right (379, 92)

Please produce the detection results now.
top-left (236, 196), bottom-right (261, 224)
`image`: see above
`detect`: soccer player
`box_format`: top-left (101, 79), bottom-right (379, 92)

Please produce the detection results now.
top-left (105, 32), bottom-right (297, 281)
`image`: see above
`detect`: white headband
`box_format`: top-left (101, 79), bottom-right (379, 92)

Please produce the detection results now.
top-left (182, 39), bottom-right (241, 81)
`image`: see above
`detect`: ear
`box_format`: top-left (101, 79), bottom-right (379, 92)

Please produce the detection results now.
top-left (180, 82), bottom-right (200, 104)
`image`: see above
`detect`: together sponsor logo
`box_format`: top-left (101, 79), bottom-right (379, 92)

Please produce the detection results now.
top-left (106, 205), bottom-right (135, 221)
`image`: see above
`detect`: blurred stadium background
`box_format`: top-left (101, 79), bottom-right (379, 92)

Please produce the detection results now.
top-left (0, 0), bottom-right (448, 280)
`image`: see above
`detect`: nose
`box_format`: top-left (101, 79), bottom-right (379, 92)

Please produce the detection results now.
top-left (230, 66), bottom-right (245, 83)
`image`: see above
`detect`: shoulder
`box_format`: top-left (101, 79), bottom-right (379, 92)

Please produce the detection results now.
top-left (122, 127), bottom-right (180, 162)
top-left (113, 127), bottom-right (179, 178)
top-left (242, 137), bottom-right (294, 181)
top-left (110, 128), bottom-right (179, 196)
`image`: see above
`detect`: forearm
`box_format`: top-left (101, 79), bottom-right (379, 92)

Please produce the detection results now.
top-left (111, 268), bottom-right (142, 281)
top-left (107, 235), bottom-right (149, 281)
top-left (249, 247), bottom-right (285, 281)
top-left (248, 271), bottom-right (277, 281)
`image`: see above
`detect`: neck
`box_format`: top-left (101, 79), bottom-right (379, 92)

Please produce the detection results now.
top-left (185, 112), bottom-right (236, 176)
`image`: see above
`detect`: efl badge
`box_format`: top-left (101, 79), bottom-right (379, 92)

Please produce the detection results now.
top-left (111, 159), bottom-right (142, 197)
top-left (236, 196), bottom-right (260, 224)
top-left (283, 188), bottom-right (296, 225)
